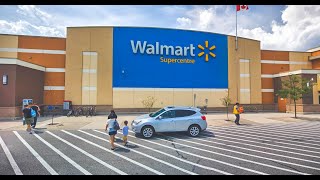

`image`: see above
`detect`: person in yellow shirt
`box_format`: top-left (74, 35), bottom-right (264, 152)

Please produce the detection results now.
top-left (233, 102), bottom-right (240, 125)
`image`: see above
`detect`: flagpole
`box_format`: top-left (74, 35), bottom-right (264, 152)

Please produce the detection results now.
top-left (236, 7), bottom-right (238, 51)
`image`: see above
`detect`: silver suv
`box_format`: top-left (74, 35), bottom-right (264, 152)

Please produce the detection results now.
top-left (131, 106), bottom-right (207, 138)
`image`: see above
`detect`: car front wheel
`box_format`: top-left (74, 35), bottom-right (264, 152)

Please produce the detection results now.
top-left (188, 124), bottom-right (200, 137)
top-left (141, 126), bottom-right (154, 138)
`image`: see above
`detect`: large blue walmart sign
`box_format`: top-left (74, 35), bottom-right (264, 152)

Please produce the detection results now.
top-left (113, 27), bottom-right (228, 88)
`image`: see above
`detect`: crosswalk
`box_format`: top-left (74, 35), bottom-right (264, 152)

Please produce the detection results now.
top-left (1, 121), bottom-right (320, 175)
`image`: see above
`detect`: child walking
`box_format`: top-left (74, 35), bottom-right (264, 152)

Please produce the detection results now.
top-left (122, 120), bottom-right (129, 146)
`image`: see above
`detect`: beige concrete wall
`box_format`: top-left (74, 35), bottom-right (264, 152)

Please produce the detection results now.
top-left (289, 52), bottom-right (312, 71)
top-left (228, 36), bottom-right (262, 104)
top-left (65, 27), bottom-right (113, 105)
top-left (113, 88), bottom-right (228, 108)
top-left (0, 35), bottom-right (18, 58)
top-left (82, 53), bottom-right (98, 105)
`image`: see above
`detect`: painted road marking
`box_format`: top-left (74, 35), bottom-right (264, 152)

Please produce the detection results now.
top-left (33, 133), bottom-right (91, 175)
top-left (205, 129), bottom-right (320, 159)
top-left (163, 133), bottom-right (309, 175)
top-left (13, 131), bottom-right (58, 175)
top-left (209, 127), bottom-right (320, 150)
top-left (46, 131), bottom-right (127, 175)
top-left (61, 130), bottom-right (164, 175)
top-left (78, 130), bottom-right (197, 175)
top-left (125, 130), bottom-right (268, 175)
top-left (209, 126), bottom-right (320, 145)
top-left (198, 133), bottom-right (320, 171)
top-left (0, 136), bottom-right (23, 175)
top-left (93, 130), bottom-right (231, 175)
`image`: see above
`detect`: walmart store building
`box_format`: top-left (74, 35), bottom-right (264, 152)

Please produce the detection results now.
top-left (1, 26), bottom-right (320, 118)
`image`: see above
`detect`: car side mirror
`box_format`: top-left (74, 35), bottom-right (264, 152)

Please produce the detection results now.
top-left (157, 116), bottom-right (162, 120)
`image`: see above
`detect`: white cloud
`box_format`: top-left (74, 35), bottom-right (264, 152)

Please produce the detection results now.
top-left (176, 5), bottom-right (320, 51)
top-left (176, 17), bottom-right (191, 27)
top-left (1, 5), bottom-right (319, 51)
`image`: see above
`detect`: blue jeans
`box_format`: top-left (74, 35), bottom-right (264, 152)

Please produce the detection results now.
top-left (31, 116), bottom-right (38, 127)
top-left (235, 114), bottom-right (240, 124)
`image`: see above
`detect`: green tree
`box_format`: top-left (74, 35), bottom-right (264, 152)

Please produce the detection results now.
top-left (220, 95), bottom-right (232, 120)
top-left (277, 75), bottom-right (313, 118)
top-left (141, 96), bottom-right (157, 113)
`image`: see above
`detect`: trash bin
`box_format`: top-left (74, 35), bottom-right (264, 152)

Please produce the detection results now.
top-left (63, 100), bottom-right (72, 110)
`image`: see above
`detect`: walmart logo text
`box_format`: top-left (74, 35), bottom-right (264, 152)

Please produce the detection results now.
top-left (131, 40), bottom-right (196, 57)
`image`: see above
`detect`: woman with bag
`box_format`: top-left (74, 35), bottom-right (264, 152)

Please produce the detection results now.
top-left (106, 116), bottom-right (120, 150)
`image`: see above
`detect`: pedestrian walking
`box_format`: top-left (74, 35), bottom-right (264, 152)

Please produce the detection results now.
top-left (22, 105), bottom-right (34, 134)
top-left (108, 109), bottom-right (117, 120)
top-left (233, 102), bottom-right (240, 125)
top-left (106, 116), bottom-right (119, 150)
top-left (122, 120), bottom-right (129, 146)
top-left (30, 103), bottom-right (40, 128)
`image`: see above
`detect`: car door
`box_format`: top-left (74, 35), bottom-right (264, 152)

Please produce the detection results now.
top-left (174, 110), bottom-right (197, 131)
top-left (155, 110), bottom-right (176, 132)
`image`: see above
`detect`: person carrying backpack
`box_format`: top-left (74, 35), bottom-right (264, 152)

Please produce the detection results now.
top-left (22, 105), bottom-right (34, 134)
top-left (108, 110), bottom-right (117, 119)
top-left (30, 103), bottom-right (40, 128)
top-left (106, 116), bottom-right (120, 150)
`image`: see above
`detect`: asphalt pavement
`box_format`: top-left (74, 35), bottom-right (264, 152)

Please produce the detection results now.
top-left (1, 121), bottom-right (320, 175)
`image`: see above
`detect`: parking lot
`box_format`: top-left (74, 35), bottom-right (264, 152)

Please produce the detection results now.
top-left (1, 121), bottom-right (320, 175)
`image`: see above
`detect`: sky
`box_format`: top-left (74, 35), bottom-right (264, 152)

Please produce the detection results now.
top-left (0, 5), bottom-right (319, 51)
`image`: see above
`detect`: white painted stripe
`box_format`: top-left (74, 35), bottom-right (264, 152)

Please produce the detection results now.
top-left (130, 133), bottom-right (268, 175)
top-left (211, 123), bottom-right (320, 144)
top-left (61, 130), bottom-right (164, 175)
top-left (261, 60), bottom-right (310, 65)
top-left (214, 123), bottom-right (320, 145)
top-left (240, 89), bottom-right (250, 92)
top-left (210, 126), bottom-right (320, 150)
top-left (261, 74), bottom-right (274, 78)
top-left (82, 86), bottom-right (97, 91)
top-left (33, 133), bottom-right (91, 175)
top-left (80, 130), bottom-right (197, 175)
top-left (44, 86), bottom-right (65, 90)
top-left (261, 60), bottom-right (289, 64)
top-left (45, 68), bottom-right (65, 72)
top-left (200, 132), bottom-right (320, 171)
top-left (205, 129), bottom-right (320, 162)
top-left (290, 61), bottom-right (310, 65)
top-left (93, 130), bottom-right (231, 175)
top-left (165, 134), bottom-right (308, 175)
top-left (262, 89), bottom-right (274, 92)
top-left (83, 52), bottom-right (98, 56)
top-left (124, 130), bottom-right (251, 175)
top-left (13, 131), bottom-right (58, 175)
top-left (240, 74), bottom-right (250, 77)
top-left (240, 59), bottom-right (250, 63)
top-left (0, 136), bottom-right (23, 175)
top-left (113, 88), bottom-right (228, 92)
top-left (0, 58), bottom-right (45, 71)
top-left (0, 48), bottom-right (65, 54)
top-left (0, 48), bottom-right (17, 52)
top-left (46, 131), bottom-right (127, 175)
top-left (82, 69), bottom-right (97, 73)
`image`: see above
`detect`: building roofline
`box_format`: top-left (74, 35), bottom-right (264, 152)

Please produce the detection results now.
top-left (67, 26), bottom-right (260, 42)
top-left (0, 33), bottom-right (65, 39)
top-left (261, 49), bottom-right (311, 53)
top-left (307, 46), bottom-right (320, 52)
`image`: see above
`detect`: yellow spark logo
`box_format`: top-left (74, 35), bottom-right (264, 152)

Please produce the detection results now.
top-left (198, 40), bottom-right (216, 62)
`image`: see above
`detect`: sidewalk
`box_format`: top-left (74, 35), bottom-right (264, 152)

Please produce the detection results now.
top-left (1, 112), bottom-right (319, 131)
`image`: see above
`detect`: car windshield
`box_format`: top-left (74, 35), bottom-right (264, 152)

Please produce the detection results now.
top-left (149, 108), bottom-right (166, 117)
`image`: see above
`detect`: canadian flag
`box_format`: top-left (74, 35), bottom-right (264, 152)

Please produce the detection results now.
top-left (236, 5), bottom-right (249, 11)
